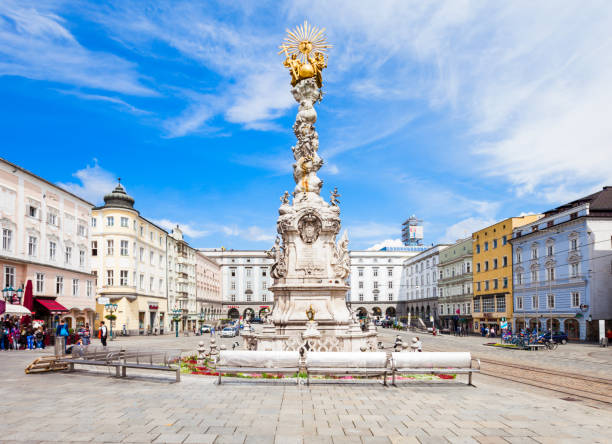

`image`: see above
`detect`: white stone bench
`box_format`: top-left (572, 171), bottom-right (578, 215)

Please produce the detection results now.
top-left (391, 352), bottom-right (480, 386)
top-left (216, 351), bottom-right (300, 384)
top-left (305, 352), bottom-right (389, 385)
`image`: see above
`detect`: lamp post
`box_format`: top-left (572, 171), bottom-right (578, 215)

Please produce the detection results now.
top-left (104, 303), bottom-right (118, 340)
top-left (172, 308), bottom-right (182, 338)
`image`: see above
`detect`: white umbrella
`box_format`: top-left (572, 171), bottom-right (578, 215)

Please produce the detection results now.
top-left (3, 303), bottom-right (32, 316)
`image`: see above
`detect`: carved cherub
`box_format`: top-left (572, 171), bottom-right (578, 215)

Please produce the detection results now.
top-left (330, 187), bottom-right (340, 206)
top-left (280, 191), bottom-right (290, 205)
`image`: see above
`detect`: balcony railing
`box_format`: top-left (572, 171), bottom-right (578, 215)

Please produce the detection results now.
top-left (514, 275), bottom-right (587, 290)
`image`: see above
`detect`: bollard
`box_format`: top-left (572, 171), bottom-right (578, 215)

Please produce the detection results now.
top-left (54, 336), bottom-right (66, 357)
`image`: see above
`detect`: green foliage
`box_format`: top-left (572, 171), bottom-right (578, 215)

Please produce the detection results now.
top-left (105, 314), bottom-right (116, 321)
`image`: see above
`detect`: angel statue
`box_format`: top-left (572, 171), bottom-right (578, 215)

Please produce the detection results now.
top-left (280, 190), bottom-right (290, 205)
top-left (330, 187), bottom-right (340, 206)
top-left (266, 236), bottom-right (287, 278)
top-left (279, 21), bottom-right (331, 87)
top-left (333, 230), bottom-right (350, 279)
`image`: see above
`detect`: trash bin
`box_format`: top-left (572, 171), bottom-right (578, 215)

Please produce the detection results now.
top-left (54, 336), bottom-right (66, 356)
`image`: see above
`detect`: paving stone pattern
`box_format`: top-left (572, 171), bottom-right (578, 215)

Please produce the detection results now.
top-left (1, 347), bottom-right (611, 444)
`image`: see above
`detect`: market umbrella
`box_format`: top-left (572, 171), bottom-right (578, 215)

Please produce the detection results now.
top-left (23, 280), bottom-right (34, 311)
top-left (4, 303), bottom-right (31, 316)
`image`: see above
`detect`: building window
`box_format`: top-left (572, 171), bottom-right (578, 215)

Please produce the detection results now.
top-left (262, 294), bottom-right (267, 302)
top-left (570, 263), bottom-right (578, 278)
top-left (72, 279), bottom-right (79, 296)
top-left (261, 267), bottom-right (267, 276)
top-left (120, 217), bottom-right (128, 227)
top-left (357, 267), bottom-right (364, 277)
top-left (496, 296), bottom-right (506, 312)
top-left (230, 294), bottom-right (236, 302)
top-left (2, 228), bottom-right (12, 251)
top-left (493, 239), bottom-right (498, 249)
top-left (493, 279), bottom-right (498, 289)
top-left (547, 267), bottom-right (555, 281)
top-left (150, 231), bottom-right (153, 241)
top-left (262, 282), bottom-right (267, 290)
top-left (516, 251), bottom-right (522, 263)
top-left (107, 240), bottom-right (114, 255)
top-left (120, 240), bottom-right (128, 256)
top-left (474, 298), bottom-right (480, 312)
top-left (547, 294), bottom-right (555, 309)
top-left (547, 245), bottom-right (554, 256)
top-left (466, 262), bottom-right (471, 273)
top-left (482, 296), bottom-right (494, 312)
top-left (86, 280), bottom-right (92, 297)
top-left (388, 281), bottom-right (393, 289)
top-left (246, 293), bottom-right (252, 302)
top-left (55, 276), bottom-right (63, 295)
top-left (64, 246), bottom-right (72, 264)
top-left (571, 238), bottom-right (578, 251)
top-left (49, 241), bottom-right (57, 260)
top-left (28, 236), bottom-right (37, 256)
top-left (484, 241), bottom-right (488, 251)
top-left (79, 250), bottom-right (85, 266)
top-left (373, 281), bottom-right (378, 289)
top-left (373, 294), bottom-right (378, 302)
top-left (476, 263), bottom-right (481, 272)
top-left (150, 277), bottom-right (154, 291)
top-left (139, 247), bottom-right (144, 261)
top-left (106, 270), bottom-right (114, 286)
top-left (484, 261), bottom-right (489, 271)
top-left (571, 292), bottom-right (580, 308)
top-left (388, 294), bottom-right (393, 301)
top-left (476, 282), bottom-right (481, 291)
top-left (231, 281), bottom-right (236, 290)
top-left (373, 268), bottom-right (378, 277)
top-left (91, 241), bottom-right (98, 256)
top-left (502, 235), bottom-right (507, 245)
top-left (531, 269), bottom-right (537, 282)
top-left (47, 211), bottom-right (58, 226)
top-left (106, 216), bottom-right (114, 227)
top-left (358, 293), bottom-right (364, 301)
top-left (246, 281), bottom-right (252, 290)
top-left (531, 247), bottom-right (538, 259)
top-left (28, 205), bottom-right (38, 218)
top-left (358, 281), bottom-right (363, 289)
top-left (159, 279), bottom-right (163, 291)
top-left (484, 280), bottom-right (489, 290)
top-left (246, 268), bottom-right (252, 277)
top-left (493, 258), bottom-right (498, 269)
top-left (140, 226), bottom-right (144, 236)
top-left (139, 274), bottom-right (144, 289)
top-left (4, 266), bottom-right (15, 288)
top-left (476, 244), bottom-right (480, 254)
top-left (502, 256), bottom-right (508, 267)
top-left (387, 268), bottom-right (393, 277)
top-left (516, 296), bottom-right (523, 310)
top-left (150, 251), bottom-right (154, 264)
top-left (77, 224), bottom-right (86, 236)
top-left (503, 277), bottom-right (508, 288)
top-left (532, 294), bottom-right (539, 309)
top-left (92, 271), bottom-right (97, 287)
top-left (91, 217), bottom-right (97, 227)
top-left (36, 272), bottom-right (44, 293)
top-left (230, 268), bottom-right (236, 277)
top-left (120, 270), bottom-right (128, 286)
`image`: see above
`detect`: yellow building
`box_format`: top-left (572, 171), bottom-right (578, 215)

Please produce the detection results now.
top-left (91, 181), bottom-right (169, 336)
top-left (472, 215), bottom-right (542, 333)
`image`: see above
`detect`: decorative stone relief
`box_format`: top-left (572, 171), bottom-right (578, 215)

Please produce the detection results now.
top-left (297, 212), bottom-right (322, 244)
top-left (332, 230), bottom-right (350, 280)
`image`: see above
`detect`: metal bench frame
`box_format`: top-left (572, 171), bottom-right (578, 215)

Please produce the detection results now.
top-left (306, 367), bottom-right (388, 386)
top-left (216, 366), bottom-right (300, 385)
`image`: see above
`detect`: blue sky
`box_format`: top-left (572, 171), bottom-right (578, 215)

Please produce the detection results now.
top-left (2, 1), bottom-right (612, 250)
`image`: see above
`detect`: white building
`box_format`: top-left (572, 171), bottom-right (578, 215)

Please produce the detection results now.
top-left (91, 181), bottom-right (168, 335)
top-left (199, 249), bottom-right (274, 320)
top-left (0, 157), bottom-right (96, 330)
top-left (347, 248), bottom-right (425, 319)
top-left (404, 244), bottom-right (450, 326)
top-left (195, 251), bottom-right (222, 321)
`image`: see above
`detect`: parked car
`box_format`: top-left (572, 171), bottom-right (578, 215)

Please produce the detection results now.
top-left (251, 317), bottom-right (263, 324)
top-left (543, 331), bottom-right (568, 344)
top-left (200, 325), bottom-right (212, 333)
top-left (221, 327), bottom-right (237, 338)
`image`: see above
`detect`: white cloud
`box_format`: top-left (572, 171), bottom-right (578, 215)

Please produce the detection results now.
top-left (367, 238), bottom-right (404, 251)
top-left (441, 217), bottom-right (496, 243)
top-left (151, 219), bottom-right (210, 238)
top-left (0, 1), bottom-right (155, 96)
top-left (57, 90), bottom-right (151, 115)
top-left (56, 161), bottom-right (116, 205)
top-left (221, 224), bottom-right (275, 242)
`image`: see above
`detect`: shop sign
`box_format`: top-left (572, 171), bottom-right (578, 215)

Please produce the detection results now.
top-left (149, 304), bottom-right (158, 310)
top-left (97, 297), bottom-right (110, 305)
top-left (227, 305), bottom-right (239, 309)
top-left (259, 305), bottom-right (270, 309)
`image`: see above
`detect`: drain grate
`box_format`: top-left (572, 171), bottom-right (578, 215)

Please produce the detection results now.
top-left (561, 397), bottom-right (580, 402)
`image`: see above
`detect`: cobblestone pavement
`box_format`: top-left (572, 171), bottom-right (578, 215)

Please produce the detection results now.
top-left (2, 332), bottom-right (612, 443)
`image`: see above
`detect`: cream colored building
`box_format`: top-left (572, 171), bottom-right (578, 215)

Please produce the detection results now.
top-left (0, 157), bottom-right (96, 330)
top-left (91, 182), bottom-right (168, 336)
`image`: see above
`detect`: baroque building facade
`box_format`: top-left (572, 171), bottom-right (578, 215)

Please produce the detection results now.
top-left (472, 215), bottom-right (542, 334)
top-left (403, 244), bottom-right (450, 327)
top-left (438, 237), bottom-right (473, 332)
top-left (512, 187), bottom-right (612, 341)
top-left (199, 249), bottom-right (274, 320)
top-left (91, 182), bottom-right (168, 335)
top-left (0, 157), bottom-right (96, 329)
top-left (347, 248), bottom-right (424, 319)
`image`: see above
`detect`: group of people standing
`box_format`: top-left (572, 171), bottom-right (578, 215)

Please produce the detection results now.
top-left (1, 315), bottom-right (47, 350)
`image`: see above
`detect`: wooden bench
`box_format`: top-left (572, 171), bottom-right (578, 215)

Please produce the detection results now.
top-left (305, 352), bottom-right (389, 386)
top-left (217, 351), bottom-right (300, 385)
top-left (390, 352), bottom-right (480, 386)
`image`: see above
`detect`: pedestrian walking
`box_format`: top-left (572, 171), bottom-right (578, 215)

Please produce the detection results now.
top-left (410, 337), bottom-right (418, 352)
top-left (34, 327), bottom-right (44, 349)
top-left (415, 336), bottom-right (422, 352)
top-left (99, 321), bottom-right (108, 347)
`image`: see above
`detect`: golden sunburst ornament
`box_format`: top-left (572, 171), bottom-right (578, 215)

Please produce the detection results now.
top-left (279, 21), bottom-right (331, 64)
top-left (279, 21), bottom-right (331, 87)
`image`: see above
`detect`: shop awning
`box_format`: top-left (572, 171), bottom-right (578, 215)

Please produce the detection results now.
top-left (3, 303), bottom-right (32, 316)
top-left (36, 299), bottom-right (68, 313)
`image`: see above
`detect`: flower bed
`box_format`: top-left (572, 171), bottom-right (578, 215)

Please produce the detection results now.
top-left (181, 357), bottom-right (455, 380)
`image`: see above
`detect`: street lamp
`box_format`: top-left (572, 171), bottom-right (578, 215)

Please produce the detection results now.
top-left (172, 308), bottom-right (182, 338)
top-left (2, 286), bottom-right (15, 303)
top-left (104, 303), bottom-right (118, 340)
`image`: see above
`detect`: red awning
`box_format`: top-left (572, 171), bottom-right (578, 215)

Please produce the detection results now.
top-left (36, 299), bottom-right (68, 313)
